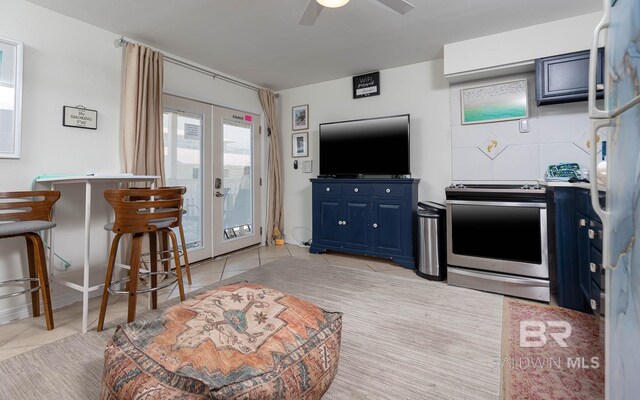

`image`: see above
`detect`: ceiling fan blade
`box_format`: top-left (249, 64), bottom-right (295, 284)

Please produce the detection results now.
top-left (375, 0), bottom-right (415, 15)
top-left (298, 0), bottom-right (324, 26)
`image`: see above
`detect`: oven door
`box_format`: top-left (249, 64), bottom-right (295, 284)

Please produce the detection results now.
top-left (446, 200), bottom-right (549, 278)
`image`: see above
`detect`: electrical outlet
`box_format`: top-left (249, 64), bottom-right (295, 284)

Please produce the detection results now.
top-left (519, 119), bottom-right (530, 133)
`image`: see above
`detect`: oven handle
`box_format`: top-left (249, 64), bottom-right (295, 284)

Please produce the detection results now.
top-left (446, 200), bottom-right (547, 208)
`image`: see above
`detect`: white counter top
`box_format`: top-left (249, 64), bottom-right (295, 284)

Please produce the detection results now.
top-left (539, 181), bottom-right (606, 191)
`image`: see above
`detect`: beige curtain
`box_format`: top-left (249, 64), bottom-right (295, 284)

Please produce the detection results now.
top-left (259, 89), bottom-right (284, 245)
top-left (121, 43), bottom-right (165, 186)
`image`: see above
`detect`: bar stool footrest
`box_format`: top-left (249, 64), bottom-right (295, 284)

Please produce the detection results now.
top-left (0, 278), bottom-right (41, 300)
top-left (107, 271), bottom-right (178, 295)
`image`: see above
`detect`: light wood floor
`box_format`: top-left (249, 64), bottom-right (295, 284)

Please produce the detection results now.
top-left (0, 244), bottom-right (414, 361)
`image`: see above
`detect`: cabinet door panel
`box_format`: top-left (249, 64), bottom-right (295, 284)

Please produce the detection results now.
top-left (536, 48), bottom-right (604, 105)
top-left (577, 212), bottom-right (591, 300)
top-left (373, 200), bottom-right (404, 255)
top-left (344, 200), bottom-right (371, 251)
top-left (316, 198), bottom-right (343, 246)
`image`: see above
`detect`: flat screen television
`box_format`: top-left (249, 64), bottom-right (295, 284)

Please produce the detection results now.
top-left (319, 114), bottom-right (410, 176)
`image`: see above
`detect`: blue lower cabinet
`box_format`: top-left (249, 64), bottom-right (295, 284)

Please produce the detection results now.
top-left (313, 197), bottom-right (343, 247)
top-left (577, 211), bottom-right (591, 301)
top-left (549, 187), bottom-right (605, 313)
top-left (344, 199), bottom-right (371, 251)
top-left (372, 200), bottom-right (404, 256)
top-left (310, 178), bottom-right (419, 269)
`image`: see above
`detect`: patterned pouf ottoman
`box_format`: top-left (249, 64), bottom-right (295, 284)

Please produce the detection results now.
top-left (100, 283), bottom-right (342, 399)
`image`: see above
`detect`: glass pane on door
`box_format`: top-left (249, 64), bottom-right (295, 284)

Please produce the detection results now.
top-left (222, 121), bottom-right (253, 240)
top-left (163, 110), bottom-right (203, 251)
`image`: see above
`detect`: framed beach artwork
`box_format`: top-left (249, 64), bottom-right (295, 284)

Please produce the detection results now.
top-left (461, 79), bottom-right (528, 125)
top-left (292, 104), bottom-right (309, 130)
top-left (292, 132), bottom-right (308, 158)
top-left (0, 36), bottom-right (23, 159)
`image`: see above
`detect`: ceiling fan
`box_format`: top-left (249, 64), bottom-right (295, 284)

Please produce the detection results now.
top-left (298, 0), bottom-right (415, 26)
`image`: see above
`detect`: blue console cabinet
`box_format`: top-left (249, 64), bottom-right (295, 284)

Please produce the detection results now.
top-left (310, 178), bottom-right (419, 269)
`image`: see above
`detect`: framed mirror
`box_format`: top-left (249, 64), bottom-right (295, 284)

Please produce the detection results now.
top-left (0, 37), bottom-right (23, 159)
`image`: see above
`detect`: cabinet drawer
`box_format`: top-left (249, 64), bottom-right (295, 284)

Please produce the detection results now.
top-left (589, 280), bottom-right (601, 314)
top-left (589, 219), bottom-right (603, 251)
top-left (342, 183), bottom-right (372, 197)
top-left (589, 246), bottom-right (602, 289)
top-left (374, 184), bottom-right (406, 198)
top-left (317, 183), bottom-right (342, 196)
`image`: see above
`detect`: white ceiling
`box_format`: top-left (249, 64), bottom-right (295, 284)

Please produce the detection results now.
top-left (26, 0), bottom-right (601, 90)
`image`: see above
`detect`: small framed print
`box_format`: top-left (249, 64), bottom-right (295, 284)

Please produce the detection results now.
top-left (62, 105), bottom-right (98, 129)
top-left (292, 132), bottom-right (308, 158)
top-left (292, 104), bottom-right (309, 130)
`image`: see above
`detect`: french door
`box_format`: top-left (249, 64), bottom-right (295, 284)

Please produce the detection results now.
top-left (212, 108), bottom-right (261, 255)
top-left (163, 94), bottom-right (261, 261)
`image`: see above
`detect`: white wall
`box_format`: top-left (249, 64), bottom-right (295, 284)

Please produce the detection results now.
top-left (0, 0), bottom-right (123, 322)
top-left (444, 12), bottom-right (603, 79)
top-left (277, 60), bottom-right (450, 244)
top-left (0, 0), bottom-right (264, 324)
top-left (450, 73), bottom-right (604, 182)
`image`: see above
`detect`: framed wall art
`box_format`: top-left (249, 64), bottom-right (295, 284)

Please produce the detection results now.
top-left (63, 105), bottom-right (98, 129)
top-left (292, 104), bottom-right (309, 130)
top-left (292, 132), bottom-right (308, 158)
top-left (461, 79), bottom-right (528, 125)
top-left (0, 36), bottom-right (23, 158)
top-left (353, 71), bottom-right (380, 99)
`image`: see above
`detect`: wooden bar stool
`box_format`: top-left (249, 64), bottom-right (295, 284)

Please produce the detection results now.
top-left (0, 191), bottom-right (60, 331)
top-left (136, 187), bottom-right (192, 285)
top-left (97, 188), bottom-right (186, 332)
top-left (150, 187), bottom-right (191, 285)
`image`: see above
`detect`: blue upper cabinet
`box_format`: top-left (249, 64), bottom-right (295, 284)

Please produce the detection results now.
top-left (535, 48), bottom-right (605, 106)
top-left (310, 178), bottom-right (419, 269)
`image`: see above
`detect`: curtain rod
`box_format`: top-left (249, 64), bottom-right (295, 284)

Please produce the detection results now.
top-left (115, 37), bottom-right (262, 93)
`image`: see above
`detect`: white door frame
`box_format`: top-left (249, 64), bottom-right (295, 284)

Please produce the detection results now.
top-left (211, 107), bottom-right (262, 256)
top-left (163, 94), bottom-right (213, 262)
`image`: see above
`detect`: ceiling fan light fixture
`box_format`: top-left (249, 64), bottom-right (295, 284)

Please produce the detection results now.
top-left (316, 0), bottom-right (350, 8)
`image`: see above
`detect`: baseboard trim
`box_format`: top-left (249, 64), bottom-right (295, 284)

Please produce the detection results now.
top-left (0, 289), bottom-right (102, 326)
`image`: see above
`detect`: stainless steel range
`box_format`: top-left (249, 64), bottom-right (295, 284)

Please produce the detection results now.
top-left (445, 183), bottom-right (550, 302)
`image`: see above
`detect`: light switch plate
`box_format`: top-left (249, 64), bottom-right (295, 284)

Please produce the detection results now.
top-left (302, 160), bottom-right (313, 173)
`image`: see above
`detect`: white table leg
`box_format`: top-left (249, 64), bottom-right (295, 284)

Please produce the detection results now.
top-left (49, 183), bottom-right (56, 280)
top-left (82, 181), bottom-right (92, 334)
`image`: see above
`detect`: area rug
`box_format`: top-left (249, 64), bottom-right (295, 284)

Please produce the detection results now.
top-left (0, 257), bottom-right (504, 399)
top-left (500, 298), bottom-right (604, 400)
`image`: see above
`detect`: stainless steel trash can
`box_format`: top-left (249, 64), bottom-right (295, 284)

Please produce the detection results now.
top-left (417, 201), bottom-right (446, 281)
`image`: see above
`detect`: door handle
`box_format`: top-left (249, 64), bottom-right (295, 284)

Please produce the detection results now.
top-left (372, 223), bottom-right (378, 228)
top-left (215, 191), bottom-right (226, 197)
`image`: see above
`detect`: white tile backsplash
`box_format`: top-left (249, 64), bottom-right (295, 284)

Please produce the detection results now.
top-left (451, 147), bottom-right (493, 181)
top-left (493, 144), bottom-right (540, 181)
top-left (538, 142), bottom-right (590, 178)
top-left (450, 73), bottom-right (599, 182)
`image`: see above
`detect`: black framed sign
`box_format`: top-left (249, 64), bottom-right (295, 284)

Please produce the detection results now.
top-left (353, 71), bottom-right (380, 99)
top-left (63, 106), bottom-right (98, 130)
